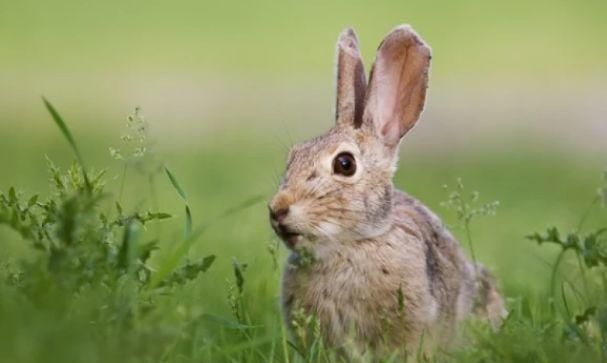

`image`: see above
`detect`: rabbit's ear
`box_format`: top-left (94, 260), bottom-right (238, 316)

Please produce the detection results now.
top-left (364, 25), bottom-right (431, 147)
top-left (335, 27), bottom-right (367, 128)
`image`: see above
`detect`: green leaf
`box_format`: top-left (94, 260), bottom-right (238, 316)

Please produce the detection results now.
top-left (232, 257), bottom-right (247, 294)
top-left (100, 213), bottom-right (108, 225)
top-left (8, 187), bottom-right (17, 204)
top-left (185, 205), bottom-right (192, 237)
top-left (27, 195), bottom-right (38, 207)
top-left (199, 254), bottom-right (215, 272)
top-left (164, 167), bottom-right (192, 237)
top-left (146, 212), bottom-right (172, 220)
top-left (139, 240), bottom-right (159, 263)
top-left (164, 167), bottom-right (188, 201)
top-left (575, 306), bottom-right (597, 325)
top-left (118, 222), bottom-right (140, 271)
top-left (43, 98), bottom-right (79, 157)
top-left (115, 202), bottom-right (123, 216)
top-left (158, 255), bottom-right (216, 287)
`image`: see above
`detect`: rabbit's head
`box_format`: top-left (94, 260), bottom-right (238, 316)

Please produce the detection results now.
top-left (269, 25), bottom-right (431, 251)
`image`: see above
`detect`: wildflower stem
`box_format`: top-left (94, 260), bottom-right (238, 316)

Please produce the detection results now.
top-left (118, 163), bottom-right (128, 202)
top-left (575, 253), bottom-right (591, 302)
top-left (281, 321), bottom-right (291, 363)
top-left (550, 249), bottom-right (566, 313)
top-left (464, 219), bottom-right (478, 269)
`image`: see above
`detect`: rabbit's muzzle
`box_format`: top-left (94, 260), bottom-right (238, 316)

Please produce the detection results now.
top-left (269, 203), bottom-right (302, 248)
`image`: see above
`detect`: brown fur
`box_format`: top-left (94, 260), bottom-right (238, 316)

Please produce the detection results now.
top-left (335, 28), bottom-right (367, 128)
top-left (269, 24), bottom-right (505, 357)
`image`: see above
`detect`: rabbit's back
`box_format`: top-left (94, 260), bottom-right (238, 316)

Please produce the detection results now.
top-left (392, 191), bottom-right (478, 328)
top-left (393, 191), bottom-right (505, 329)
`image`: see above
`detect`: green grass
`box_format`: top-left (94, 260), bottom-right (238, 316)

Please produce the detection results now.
top-left (0, 102), bottom-right (606, 362)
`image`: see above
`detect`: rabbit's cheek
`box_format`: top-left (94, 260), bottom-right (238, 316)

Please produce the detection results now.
top-left (316, 221), bottom-right (343, 239)
top-left (284, 204), bottom-right (304, 226)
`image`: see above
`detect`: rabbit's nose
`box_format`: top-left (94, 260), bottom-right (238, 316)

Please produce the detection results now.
top-left (269, 206), bottom-right (289, 224)
top-left (269, 191), bottom-right (294, 224)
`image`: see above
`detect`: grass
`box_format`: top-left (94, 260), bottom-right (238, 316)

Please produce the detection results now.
top-left (0, 101), bottom-right (606, 362)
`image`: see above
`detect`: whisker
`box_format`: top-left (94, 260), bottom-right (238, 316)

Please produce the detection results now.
top-left (325, 206), bottom-right (366, 214)
top-left (314, 187), bottom-right (340, 200)
top-left (302, 180), bottom-right (335, 200)
top-left (302, 181), bottom-right (322, 200)
top-left (311, 222), bottom-right (338, 242)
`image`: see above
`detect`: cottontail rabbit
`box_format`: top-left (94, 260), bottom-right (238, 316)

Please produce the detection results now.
top-left (269, 24), bottom-right (505, 356)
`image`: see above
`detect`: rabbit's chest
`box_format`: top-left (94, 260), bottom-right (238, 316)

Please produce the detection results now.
top-left (282, 262), bottom-right (385, 345)
top-left (281, 238), bottom-right (434, 346)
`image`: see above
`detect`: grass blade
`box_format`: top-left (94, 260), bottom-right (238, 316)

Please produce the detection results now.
top-left (42, 97), bottom-right (91, 191)
top-left (164, 166), bottom-right (192, 238)
top-left (164, 167), bottom-right (188, 201)
top-left (185, 205), bottom-right (192, 237)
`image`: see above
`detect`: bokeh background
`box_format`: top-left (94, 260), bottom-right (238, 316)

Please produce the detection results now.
top-left (1, 0), bottom-right (606, 341)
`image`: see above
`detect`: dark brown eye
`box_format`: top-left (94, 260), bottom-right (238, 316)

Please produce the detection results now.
top-left (332, 152), bottom-right (356, 176)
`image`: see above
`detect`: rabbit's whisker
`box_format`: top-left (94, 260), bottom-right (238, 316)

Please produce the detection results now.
top-left (325, 206), bottom-right (366, 214)
top-left (313, 187), bottom-right (340, 200)
top-left (310, 222), bottom-right (340, 242)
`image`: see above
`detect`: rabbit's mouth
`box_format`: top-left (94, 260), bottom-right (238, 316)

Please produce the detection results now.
top-left (273, 223), bottom-right (302, 248)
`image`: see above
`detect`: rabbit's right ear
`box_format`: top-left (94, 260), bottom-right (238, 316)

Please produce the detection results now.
top-left (335, 27), bottom-right (367, 128)
top-left (363, 25), bottom-right (431, 148)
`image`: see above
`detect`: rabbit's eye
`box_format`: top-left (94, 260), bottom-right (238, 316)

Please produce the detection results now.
top-left (332, 152), bottom-right (356, 177)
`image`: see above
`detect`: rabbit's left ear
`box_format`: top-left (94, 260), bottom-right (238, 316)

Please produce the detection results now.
top-left (335, 27), bottom-right (367, 128)
top-left (364, 25), bottom-right (431, 147)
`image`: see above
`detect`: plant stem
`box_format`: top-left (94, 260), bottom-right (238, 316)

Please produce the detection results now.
top-left (464, 219), bottom-right (478, 270)
top-left (281, 318), bottom-right (291, 363)
top-left (575, 253), bottom-right (591, 302)
top-left (576, 196), bottom-right (599, 234)
top-left (118, 164), bottom-right (128, 203)
top-left (550, 249), bottom-right (566, 313)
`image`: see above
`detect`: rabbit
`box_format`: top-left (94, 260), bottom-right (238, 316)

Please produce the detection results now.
top-left (268, 24), bottom-right (506, 357)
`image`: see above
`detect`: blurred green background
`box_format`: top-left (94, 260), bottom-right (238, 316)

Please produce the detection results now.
top-left (0, 0), bottom-right (606, 360)
top-left (2, 0), bottom-right (606, 293)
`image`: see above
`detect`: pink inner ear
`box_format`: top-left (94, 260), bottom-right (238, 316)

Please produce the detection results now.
top-left (375, 52), bottom-right (406, 144)
top-left (364, 25), bottom-right (431, 147)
